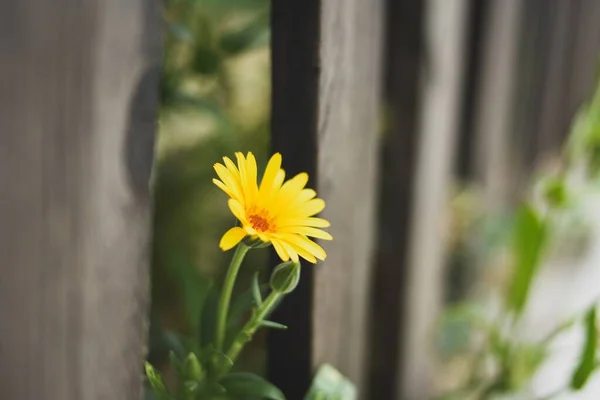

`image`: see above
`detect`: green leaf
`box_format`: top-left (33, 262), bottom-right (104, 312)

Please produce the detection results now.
top-left (260, 320), bottom-right (288, 330)
top-left (184, 352), bottom-right (204, 382)
top-left (542, 177), bottom-right (569, 208)
top-left (202, 345), bottom-right (234, 377)
top-left (201, 382), bottom-right (227, 396)
top-left (219, 373), bottom-right (286, 400)
top-left (169, 351), bottom-right (185, 379)
top-left (145, 362), bottom-right (173, 400)
top-left (571, 306), bottom-right (598, 390)
top-left (252, 271), bottom-right (264, 307)
top-left (506, 204), bottom-right (547, 316)
top-left (304, 364), bottom-right (356, 400)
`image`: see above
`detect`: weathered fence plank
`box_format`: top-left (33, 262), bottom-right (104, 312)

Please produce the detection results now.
top-left (471, 0), bottom-right (524, 208)
top-left (268, 0), bottom-right (384, 398)
top-left (0, 1), bottom-right (161, 399)
top-left (396, 1), bottom-right (470, 399)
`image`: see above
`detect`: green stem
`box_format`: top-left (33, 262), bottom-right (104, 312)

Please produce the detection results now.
top-left (215, 243), bottom-right (250, 352)
top-left (221, 291), bottom-right (283, 374)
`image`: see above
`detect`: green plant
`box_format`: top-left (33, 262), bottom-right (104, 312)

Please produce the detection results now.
top-left (149, 0), bottom-right (272, 376)
top-left (145, 151), bottom-right (353, 399)
top-left (437, 67), bottom-right (600, 399)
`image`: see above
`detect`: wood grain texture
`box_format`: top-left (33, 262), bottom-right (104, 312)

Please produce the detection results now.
top-left (0, 1), bottom-right (161, 399)
top-left (268, 0), bottom-right (384, 398)
top-left (313, 0), bottom-right (383, 396)
top-left (396, 1), bottom-right (469, 398)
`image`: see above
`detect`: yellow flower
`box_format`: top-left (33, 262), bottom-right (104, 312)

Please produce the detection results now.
top-left (213, 152), bottom-right (332, 263)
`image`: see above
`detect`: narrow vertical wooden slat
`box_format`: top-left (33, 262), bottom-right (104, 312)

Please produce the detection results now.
top-left (313, 0), bottom-right (384, 396)
top-left (471, 0), bottom-right (524, 208)
top-left (534, 0), bottom-right (580, 157)
top-left (396, 1), bottom-right (470, 399)
top-left (508, 0), bottom-right (600, 179)
top-left (565, 0), bottom-right (600, 114)
top-left (268, 0), bottom-right (384, 398)
top-left (0, 1), bottom-right (161, 399)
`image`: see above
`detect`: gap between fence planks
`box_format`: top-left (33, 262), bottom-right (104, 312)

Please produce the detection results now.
top-left (268, 0), bottom-right (384, 398)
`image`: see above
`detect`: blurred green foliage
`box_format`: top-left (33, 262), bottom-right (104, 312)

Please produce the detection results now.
top-left (437, 69), bottom-right (600, 399)
top-left (149, 0), bottom-right (271, 377)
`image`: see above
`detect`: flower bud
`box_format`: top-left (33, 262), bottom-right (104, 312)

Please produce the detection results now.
top-left (269, 261), bottom-right (301, 294)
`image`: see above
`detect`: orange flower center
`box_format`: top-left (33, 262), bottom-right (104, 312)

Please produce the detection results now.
top-left (249, 214), bottom-right (270, 232)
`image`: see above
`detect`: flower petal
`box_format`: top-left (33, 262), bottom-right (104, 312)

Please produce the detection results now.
top-left (219, 227), bottom-right (247, 250)
top-left (245, 152), bottom-right (259, 203)
top-left (228, 199), bottom-right (248, 223)
top-left (272, 173), bottom-right (309, 213)
top-left (280, 234), bottom-right (326, 260)
top-left (273, 169), bottom-right (285, 189)
top-left (280, 238), bottom-right (317, 263)
top-left (280, 226), bottom-right (332, 240)
top-left (278, 217), bottom-right (331, 228)
top-left (275, 189), bottom-right (317, 216)
top-left (213, 178), bottom-right (234, 198)
top-left (259, 153), bottom-right (282, 195)
top-left (272, 240), bottom-right (290, 262)
top-left (279, 241), bottom-right (300, 263)
top-left (214, 163), bottom-right (243, 201)
top-left (223, 156), bottom-right (239, 176)
top-left (293, 198), bottom-right (326, 217)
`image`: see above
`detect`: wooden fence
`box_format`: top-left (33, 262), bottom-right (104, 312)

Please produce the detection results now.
top-left (2, 0), bottom-right (600, 399)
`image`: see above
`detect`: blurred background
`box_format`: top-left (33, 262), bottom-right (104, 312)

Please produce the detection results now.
top-left (148, 0), bottom-right (272, 376)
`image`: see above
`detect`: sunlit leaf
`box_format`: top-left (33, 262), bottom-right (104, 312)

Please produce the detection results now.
top-left (571, 306), bottom-right (598, 390)
top-left (506, 204), bottom-right (547, 317)
top-left (145, 362), bottom-right (174, 400)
